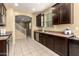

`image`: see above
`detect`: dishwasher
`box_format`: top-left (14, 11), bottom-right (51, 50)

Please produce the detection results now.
top-left (36, 32), bottom-right (39, 42)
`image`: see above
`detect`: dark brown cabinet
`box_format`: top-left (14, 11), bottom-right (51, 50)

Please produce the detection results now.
top-left (36, 14), bottom-right (44, 27)
top-left (34, 31), bottom-right (36, 40)
top-left (34, 31), bottom-right (69, 56)
top-left (0, 39), bottom-right (9, 56)
top-left (60, 4), bottom-right (71, 24)
top-left (0, 32), bottom-right (12, 56)
top-left (54, 36), bottom-right (69, 56)
top-left (46, 35), bottom-right (54, 50)
top-left (0, 40), bottom-right (6, 56)
top-left (36, 14), bottom-right (41, 27)
top-left (0, 3), bottom-right (6, 26)
top-left (39, 33), bottom-right (54, 50)
top-left (52, 3), bottom-right (71, 25)
top-left (69, 40), bottom-right (79, 56)
top-left (39, 33), bottom-right (46, 46)
top-left (52, 3), bottom-right (60, 25)
top-left (0, 4), bottom-right (6, 15)
top-left (34, 31), bottom-right (79, 56)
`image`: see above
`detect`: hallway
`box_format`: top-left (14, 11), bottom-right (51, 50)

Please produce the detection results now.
top-left (9, 37), bottom-right (59, 56)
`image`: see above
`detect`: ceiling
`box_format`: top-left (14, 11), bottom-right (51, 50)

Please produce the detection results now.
top-left (4, 3), bottom-right (55, 14)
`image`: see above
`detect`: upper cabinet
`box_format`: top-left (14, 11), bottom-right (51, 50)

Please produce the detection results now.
top-left (0, 3), bottom-right (7, 26)
top-left (52, 3), bottom-right (71, 25)
top-left (36, 14), bottom-right (44, 27)
top-left (44, 8), bottom-right (53, 27)
top-left (36, 3), bottom-right (72, 27)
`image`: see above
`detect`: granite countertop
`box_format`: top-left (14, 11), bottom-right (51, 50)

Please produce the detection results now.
top-left (0, 32), bottom-right (12, 40)
top-left (0, 36), bottom-right (9, 40)
top-left (35, 30), bottom-right (73, 38)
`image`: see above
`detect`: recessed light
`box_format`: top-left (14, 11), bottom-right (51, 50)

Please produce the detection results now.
top-left (14, 3), bottom-right (19, 6)
top-left (52, 7), bottom-right (55, 10)
top-left (32, 8), bottom-right (36, 11)
top-left (75, 27), bottom-right (79, 30)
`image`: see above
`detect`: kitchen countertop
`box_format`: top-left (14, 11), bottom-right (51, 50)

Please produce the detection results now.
top-left (0, 36), bottom-right (9, 40)
top-left (0, 32), bottom-right (12, 40)
top-left (35, 30), bottom-right (74, 38)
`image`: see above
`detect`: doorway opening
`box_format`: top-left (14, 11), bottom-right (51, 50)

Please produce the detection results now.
top-left (15, 15), bottom-right (32, 40)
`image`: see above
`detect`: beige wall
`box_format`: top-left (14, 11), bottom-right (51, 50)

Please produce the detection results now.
top-left (32, 14), bottom-right (38, 39)
top-left (6, 8), bottom-right (15, 44)
top-left (33, 3), bottom-right (79, 37)
top-left (14, 11), bottom-right (32, 17)
top-left (6, 7), bottom-right (33, 44)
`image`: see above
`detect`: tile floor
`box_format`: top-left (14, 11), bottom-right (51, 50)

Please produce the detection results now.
top-left (9, 37), bottom-right (59, 56)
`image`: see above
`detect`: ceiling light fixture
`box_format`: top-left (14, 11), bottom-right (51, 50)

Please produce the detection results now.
top-left (52, 7), bottom-right (55, 10)
top-left (32, 8), bottom-right (36, 11)
top-left (14, 3), bottom-right (19, 6)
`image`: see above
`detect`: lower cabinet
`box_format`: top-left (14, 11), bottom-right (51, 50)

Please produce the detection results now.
top-left (0, 40), bottom-right (7, 56)
top-left (69, 40), bottom-right (79, 56)
top-left (34, 32), bottom-right (36, 40)
top-left (54, 36), bottom-right (69, 56)
top-left (39, 33), bottom-right (54, 50)
top-left (34, 32), bottom-right (69, 56)
top-left (39, 33), bottom-right (46, 46)
top-left (45, 35), bottom-right (54, 51)
top-left (0, 38), bottom-right (11, 56)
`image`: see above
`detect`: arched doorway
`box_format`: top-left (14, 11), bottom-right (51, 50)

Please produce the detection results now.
top-left (15, 15), bottom-right (32, 40)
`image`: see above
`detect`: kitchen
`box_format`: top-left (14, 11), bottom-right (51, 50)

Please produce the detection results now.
top-left (0, 3), bottom-right (79, 56)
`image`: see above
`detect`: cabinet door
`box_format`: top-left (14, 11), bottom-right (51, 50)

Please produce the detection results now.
top-left (34, 32), bottom-right (36, 40)
top-left (54, 36), bottom-right (68, 56)
top-left (0, 15), bottom-right (3, 24)
top-left (0, 4), bottom-right (2, 15)
top-left (46, 35), bottom-right (54, 50)
top-left (52, 4), bottom-right (60, 25)
top-left (0, 3), bottom-right (6, 26)
top-left (36, 14), bottom-right (41, 27)
top-left (0, 40), bottom-right (6, 56)
top-left (60, 3), bottom-right (71, 24)
top-left (39, 33), bottom-right (43, 44)
top-left (3, 5), bottom-right (6, 15)
top-left (39, 33), bottom-right (46, 45)
top-left (52, 3), bottom-right (71, 25)
top-left (69, 40), bottom-right (79, 56)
